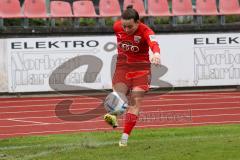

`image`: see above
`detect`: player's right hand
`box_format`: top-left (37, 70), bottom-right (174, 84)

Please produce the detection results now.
top-left (150, 53), bottom-right (161, 66)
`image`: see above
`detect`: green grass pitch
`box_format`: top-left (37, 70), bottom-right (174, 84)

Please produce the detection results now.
top-left (0, 124), bottom-right (240, 160)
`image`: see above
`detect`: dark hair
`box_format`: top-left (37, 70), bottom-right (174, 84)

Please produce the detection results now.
top-left (121, 5), bottom-right (139, 22)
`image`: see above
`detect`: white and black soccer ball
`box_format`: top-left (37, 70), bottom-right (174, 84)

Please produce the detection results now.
top-left (103, 92), bottom-right (128, 116)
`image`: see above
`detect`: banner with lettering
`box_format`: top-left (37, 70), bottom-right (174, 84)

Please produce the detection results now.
top-left (7, 36), bottom-right (116, 92)
top-left (6, 33), bottom-right (240, 92)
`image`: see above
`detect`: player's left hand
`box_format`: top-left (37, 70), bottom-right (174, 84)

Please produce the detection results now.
top-left (150, 53), bottom-right (161, 65)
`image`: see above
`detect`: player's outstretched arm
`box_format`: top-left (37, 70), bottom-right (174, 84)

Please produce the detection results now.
top-left (144, 28), bottom-right (161, 66)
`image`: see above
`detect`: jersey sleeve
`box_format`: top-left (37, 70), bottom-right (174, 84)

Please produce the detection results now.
top-left (113, 20), bottom-right (121, 34)
top-left (143, 28), bottom-right (160, 54)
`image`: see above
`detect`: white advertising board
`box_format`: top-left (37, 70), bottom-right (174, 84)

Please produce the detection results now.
top-left (158, 33), bottom-right (240, 87)
top-left (7, 36), bottom-right (116, 92)
top-left (6, 33), bottom-right (240, 93)
top-left (0, 39), bottom-right (8, 92)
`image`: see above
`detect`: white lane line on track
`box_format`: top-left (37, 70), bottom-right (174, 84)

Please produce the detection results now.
top-left (0, 97), bottom-right (240, 109)
top-left (1, 105), bottom-right (240, 117)
top-left (157, 96), bottom-right (240, 101)
top-left (154, 92), bottom-right (240, 98)
top-left (0, 92), bottom-right (239, 103)
top-left (154, 92), bottom-right (240, 100)
top-left (211, 92), bottom-right (240, 95)
top-left (144, 106), bottom-right (240, 112)
top-left (1, 120), bottom-right (240, 137)
top-left (8, 118), bottom-right (49, 125)
top-left (139, 113), bottom-right (240, 120)
top-left (0, 119), bottom-right (105, 128)
top-left (0, 94), bottom-right (214, 103)
top-left (0, 113), bottom-right (240, 128)
top-left (17, 112), bottom-right (239, 121)
top-left (0, 101), bottom-right (102, 109)
top-left (145, 96), bottom-right (240, 101)
top-left (0, 103), bottom-right (240, 120)
top-left (135, 120), bottom-right (240, 128)
top-left (0, 97), bottom-right (103, 103)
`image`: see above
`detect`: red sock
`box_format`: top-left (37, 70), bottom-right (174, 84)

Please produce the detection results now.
top-left (123, 113), bottom-right (138, 135)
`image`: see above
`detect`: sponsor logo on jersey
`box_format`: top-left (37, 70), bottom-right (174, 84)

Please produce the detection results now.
top-left (118, 41), bottom-right (140, 52)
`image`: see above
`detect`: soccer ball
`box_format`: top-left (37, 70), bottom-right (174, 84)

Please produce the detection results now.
top-left (103, 92), bottom-right (128, 115)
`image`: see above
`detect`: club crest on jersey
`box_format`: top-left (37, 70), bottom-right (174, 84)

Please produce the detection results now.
top-left (134, 36), bottom-right (141, 43)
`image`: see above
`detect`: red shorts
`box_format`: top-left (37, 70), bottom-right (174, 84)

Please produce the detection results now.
top-left (112, 62), bottom-right (151, 91)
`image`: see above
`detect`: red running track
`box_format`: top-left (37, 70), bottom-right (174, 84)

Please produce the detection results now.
top-left (0, 91), bottom-right (240, 139)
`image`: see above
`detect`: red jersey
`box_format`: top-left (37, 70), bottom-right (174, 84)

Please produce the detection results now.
top-left (113, 20), bottom-right (160, 63)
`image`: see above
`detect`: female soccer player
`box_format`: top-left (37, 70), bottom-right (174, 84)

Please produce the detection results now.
top-left (104, 5), bottom-right (161, 147)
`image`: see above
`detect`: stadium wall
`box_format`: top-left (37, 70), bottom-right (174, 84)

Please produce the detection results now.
top-left (1, 32), bottom-right (240, 93)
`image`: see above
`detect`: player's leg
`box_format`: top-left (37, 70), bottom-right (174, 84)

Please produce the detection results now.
top-left (119, 86), bottom-right (146, 147)
top-left (112, 63), bottom-right (130, 95)
top-left (119, 72), bottom-right (150, 147)
top-left (113, 82), bottom-right (129, 95)
top-left (119, 62), bottom-right (151, 146)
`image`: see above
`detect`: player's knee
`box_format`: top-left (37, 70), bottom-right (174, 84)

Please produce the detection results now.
top-left (113, 83), bottom-right (129, 94)
top-left (127, 105), bottom-right (140, 114)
